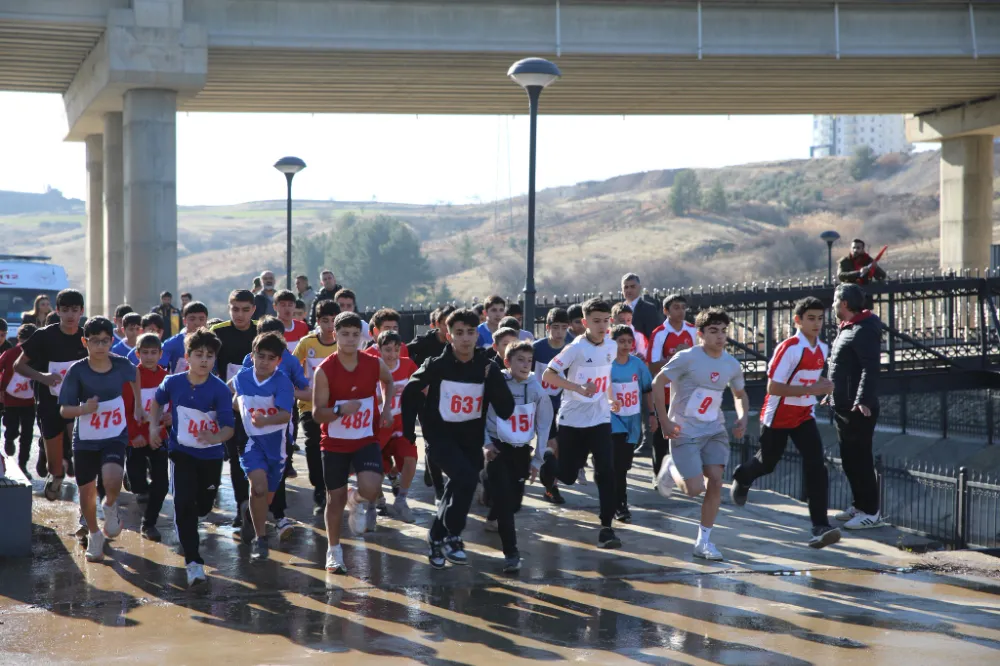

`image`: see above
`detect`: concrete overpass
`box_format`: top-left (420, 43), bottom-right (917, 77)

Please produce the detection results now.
top-left (0, 0), bottom-right (998, 314)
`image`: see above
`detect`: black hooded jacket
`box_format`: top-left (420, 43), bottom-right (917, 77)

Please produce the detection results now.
top-left (828, 310), bottom-right (881, 412)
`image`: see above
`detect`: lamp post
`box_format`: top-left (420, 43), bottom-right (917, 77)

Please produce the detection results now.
top-left (507, 57), bottom-right (561, 332)
top-left (820, 230), bottom-right (841, 286)
top-left (274, 156), bottom-right (307, 290)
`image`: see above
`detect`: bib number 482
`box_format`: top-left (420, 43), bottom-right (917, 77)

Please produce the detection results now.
top-left (340, 410), bottom-right (372, 430)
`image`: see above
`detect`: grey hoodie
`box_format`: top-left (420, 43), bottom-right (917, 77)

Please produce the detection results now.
top-left (484, 371), bottom-right (554, 469)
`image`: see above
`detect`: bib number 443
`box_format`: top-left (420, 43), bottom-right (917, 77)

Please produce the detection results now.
top-left (187, 419), bottom-right (219, 436)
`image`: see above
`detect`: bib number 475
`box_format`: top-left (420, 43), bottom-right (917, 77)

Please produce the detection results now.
top-left (89, 408), bottom-right (123, 430)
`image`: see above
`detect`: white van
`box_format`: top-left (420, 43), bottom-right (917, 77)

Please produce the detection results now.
top-left (0, 255), bottom-right (70, 340)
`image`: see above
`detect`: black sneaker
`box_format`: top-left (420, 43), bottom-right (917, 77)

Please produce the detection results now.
top-left (250, 537), bottom-right (269, 562)
top-left (428, 539), bottom-right (446, 569)
top-left (240, 501), bottom-right (255, 545)
top-left (808, 525), bottom-right (842, 550)
top-left (443, 536), bottom-right (468, 565)
top-left (544, 486), bottom-right (566, 505)
top-left (502, 552), bottom-right (522, 574)
top-left (313, 503), bottom-right (325, 516)
top-left (730, 477), bottom-right (750, 507)
top-left (3, 440), bottom-right (14, 457)
top-left (615, 506), bottom-right (632, 523)
top-left (18, 463), bottom-right (33, 481)
top-left (598, 527), bottom-right (622, 549)
top-left (231, 513), bottom-right (243, 529)
top-left (423, 466), bottom-right (432, 487)
top-left (141, 524), bottom-right (162, 542)
top-left (136, 493), bottom-right (150, 505)
top-left (35, 455), bottom-right (47, 479)
top-left (286, 466), bottom-right (298, 479)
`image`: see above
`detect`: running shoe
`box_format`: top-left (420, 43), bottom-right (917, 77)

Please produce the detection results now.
top-left (577, 468), bottom-right (588, 485)
top-left (598, 527), bottom-right (622, 549)
top-left (102, 502), bottom-right (122, 539)
top-left (614, 506), bottom-right (632, 523)
top-left (730, 478), bottom-right (750, 507)
top-left (250, 537), bottom-right (270, 562)
top-left (365, 502), bottom-right (378, 532)
top-left (390, 474), bottom-right (401, 497)
top-left (186, 562), bottom-right (207, 587)
top-left (392, 497), bottom-right (416, 524)
top-left (543, 486), bottom-right (566, 505)
top-left (85, 530), bottom-right (105, 562)
top-left (326, 544), bottom-right (346, 574)
top-left (428, 539), bottom-right (446, 569)
top-left (43, 473), bottom-right (63, 501)
top-left (834, 505), bottom-right (860, 522)
top-left (808, 525), bottom-right (842, 549)
top-left (693, 541), bottom-right (724, 561)
top-left (443, 536), bottom-right (467, 565)
top-left (502, 554), bottom-right (522, 574)
top-left (276, 517), bottom-right (294, 542)
top-left (346, 490), bottom-right (367, 536)
top-left (141, 524), bottom-right (162, 542)
top-left (655, 457), bottom-right (677, 498)
top-left (843, 511), bottom-right (884, 530)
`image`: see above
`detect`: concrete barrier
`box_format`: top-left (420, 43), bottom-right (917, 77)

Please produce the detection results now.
top-left (0, 475), bottom-right (32, 557)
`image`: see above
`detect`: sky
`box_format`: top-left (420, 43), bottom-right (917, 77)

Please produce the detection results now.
top-left (0, 91), bottom-right (822, 207)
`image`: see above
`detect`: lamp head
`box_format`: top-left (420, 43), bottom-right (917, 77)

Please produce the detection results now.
top-left (507, 57), bottom-right (561, 90)
top-left (820, 230), bottom-right (841, 246)
top-left (274, 156), bottom-right (306, 175)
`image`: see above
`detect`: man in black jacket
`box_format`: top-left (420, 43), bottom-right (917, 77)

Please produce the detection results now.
top-left (828, 283), bottom-right (883, 530)
top-left (402, 307), bottom-right (514, 569)
top-left (308, 270), bottom-right (343, 328)
top-left (621, 273), bottom-right (663, 342)
top-left (407, 305), bottom-right (453, 367)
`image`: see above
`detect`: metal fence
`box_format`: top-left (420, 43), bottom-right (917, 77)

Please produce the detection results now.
top-left (727, 436), bottom-right (1000, 549)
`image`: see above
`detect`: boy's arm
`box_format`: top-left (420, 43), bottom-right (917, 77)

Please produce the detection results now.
top-left (541, 345), bottom-right (592, 397)
top-left (731, 385), bottom-right (749, 439)
top-left (401, 358), bottom-right (433, 441)
top-left (59, 369), bottom-right (96, 418)
top-left (532, 387), bottom-right (554, 469)
top-left (312, 369), bottom-right (336, 424)
top-left (13, 350), bottom-right (56, 386)
top-left (378, 359), bottom-right (395, 430)
top-left (485, 362), bottom-right (515, 420)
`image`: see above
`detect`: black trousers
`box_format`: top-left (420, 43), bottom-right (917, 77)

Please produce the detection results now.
top-left (126, 445), bottom-right (151, 494)
top-left (225, 417), bottom-right (250, 507)
top-left (3, 404), bottom-right (35, 466)
top-left (299, 410), bottom-right (325, 503)
top-left (126, 446), bottom-right (169, 527)
top-left (733, 420), bottom-right (830, 527)
top-left (611, 432), bottom-right (635, 511)
top-left (170, 451), bottom-right (222, 564)
top-left (425, 444), bottom-right (446, 501)
top-left (834, 407), bottom-right (880, 516)
top-left (427, 436), bottom-right (484, 542)
top-left (543, 423), bottom-right (616, 528)
top-left (486, 441), bottom-right (532, 557)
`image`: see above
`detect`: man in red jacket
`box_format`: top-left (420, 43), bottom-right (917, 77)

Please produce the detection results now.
top-left (838, 239), bottom-right (886, 286)
top-left (1, 325), bottom-right (38, 479)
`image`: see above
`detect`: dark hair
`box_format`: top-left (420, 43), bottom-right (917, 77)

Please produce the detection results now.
top-left (160, 291), bottom-right (172, 299)
top-left (122, 312), bottom-right (143, 329)
top-left (694, 307), bottom-right (731, 331)
top-left (83, 315), bottom-right (115, 338)
top-left (504, 340), bottom-right (533, 361)
top-left (294, 299), bottom-right (306, 310)
top-left (429, 307), bottom-right (441, 326)
top-left (663, 293), bottom-right (687, 310)
top-left (611, 302), bottom-right (633, 317)
top-left (851, 238), bottom-right (865, 246)
top-left (252, 331), bottom-right (287, 356)
top-left (274, 289), bottom-right (297, 305)
top-left (180, 292), bottom-right (192, 299)
top-left (334, 288), bottom-right (356, 304)
top-left (567, 304), bottom-right (584, 320)
top-left (437, 305), bottom-right (456, 324)
top-left (55, 289), bottom-right (84, 309)
top-left (484, 295), bottom-right (506, 310)
top-left (334, 311), bottom-right (363, 331)
top-left (136, 332), bottom-right (163, 351)
top-left (229, 289), bottom-right (255, 304)
top-left (141, 313), bottom-right (164, 330)
top-left (834, 283), bottom-right (865, 314)
top-left (206, 318), bottom-right (224, 328)
top-left (446, 308), bottom-right (480, 330)
top-left (546, 307), bottom-right (569, 326)
top-left (492, 327), bottom-right (519, 345)
top-left (371, 308), bottom-right (401, 330)
top-left (185, 328), bottom-right (221, 355)
top-left (252, 277), bottom-right (262, 288)
top-left (793, 296), bottom-right (826, 318)
top-left (377, 330), bottom-right (403, 348)
top-left (295, 274), bottom-right (308, 282)
top-left (610, 324), bottom-right (635, 341)
top-left (582, 298), bottom-right (612, 316)
top-left (114, 304), bottom-right (134, 320)
top-left (498, 316), bottom-right (520, 331)
top-left (182, 301), bottom-right (209, 318)
top-left (472, 303), bottom-right (484, 316)
top-left (16, 323), bottom-right (36, 341)
top-left (315, 300), bottom-right (341, 319)
top-left (0, 318), bottom-right (7, 332)
top-left (504, 303), bottom-right (523, 317)
top-left (45, 312), bottom-right (60, 326)
top-left (256, 315), bottom-right (285, 335)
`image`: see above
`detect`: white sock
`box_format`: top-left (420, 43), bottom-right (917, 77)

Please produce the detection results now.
top-left (697, 525), bottom-right (712, 544)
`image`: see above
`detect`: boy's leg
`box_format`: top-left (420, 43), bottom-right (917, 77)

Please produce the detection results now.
top-left (17, 406), bottom-right (35, 470)
top-left (299, 410), bottom-right (325, 506)
top-left (226, 418), bottom-right (250, 509)
top-left (611, 433), bottom-right (631, 511)
top-left (487, 443), bottom-right (517, 556)
top-left (732, 426), bottom-right (788, 490)
top-left (246, 468), bottom-right (271, 538)
top-left (701, 464), bottom-right (725, 529)
top-left (2, 407), bottom-right (16, 456)
top-left (553, 426), bottom-right (586, 486)
top-left (101, 458), bottom-right (125, 508)
top-left (353, 442), bottom-right (385, 504)
top-left (125, 445), bottom-right (151, 495)
top-left (75, 450), bottom-right (102, 533)
top-left (323, 450), bottom-right (354, 547)
top-left (428, 438), bottom-right (482, 542)
top-left (426, 445), bottom-right (445, 501)
top-left (144, 447), bottom-right (170, 527)
top-left (195, 458), bottom-right (224, 518)
top-left (170, 452), bottom-right (205, 564)
top-left (586, 424), bottom-right (617, 529)
top-left (790, 420), bottom-right (831, 527)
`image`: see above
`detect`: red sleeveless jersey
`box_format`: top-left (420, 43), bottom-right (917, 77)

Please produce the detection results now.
top-left (319, 352), bottom-right (381, 453)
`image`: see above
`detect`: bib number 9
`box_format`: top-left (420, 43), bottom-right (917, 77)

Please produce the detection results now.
top-left (697, 396), bottom-right (714, 414)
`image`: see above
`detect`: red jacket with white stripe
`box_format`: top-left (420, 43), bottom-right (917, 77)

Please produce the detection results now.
top-left (760, 331), bottom-right (828, 429)
top-left (647, 320), bottom-right (699, 404)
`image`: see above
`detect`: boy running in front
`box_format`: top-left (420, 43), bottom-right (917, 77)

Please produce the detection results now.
top-left (653, 307), bottom-right (748, 561)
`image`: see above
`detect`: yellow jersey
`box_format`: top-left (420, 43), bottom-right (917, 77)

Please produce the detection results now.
top-left (293, 332), bottom-right (338, 411)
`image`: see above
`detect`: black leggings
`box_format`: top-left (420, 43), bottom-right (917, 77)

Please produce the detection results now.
top-left (3, 404), bottom-right (35, 467)
top-left (170, 451), bottom-right (223, 565)
top-left (542, 423), bottom-right (616, 528)
top-left (427, 437), bottom-right (484, 542)
top-left (127, 446), bottom-right (169, 527)
top-left (485, 441), bottom-right (532, 557)
top-left (611, 432), bottom-right (635, 511)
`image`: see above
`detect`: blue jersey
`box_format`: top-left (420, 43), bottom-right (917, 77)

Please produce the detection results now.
top-left (128, 346), bottom-right (168, 369)
top-left (242, 349), bottom-right (309, 390)
top-left (111, 339), bottom-right (133, 358)
top-left (161, 331), bottom-right (188, 374)
top-left (154, 373), bottom-right (235, 460)
top-left (532, 337), bottom-right (570, 411)
top-left (232, 366), bottom-right (295, 454)
top-left (610, 355), bottom-right (653, 444)
top-left (476, 322), bottom-right (495, 349)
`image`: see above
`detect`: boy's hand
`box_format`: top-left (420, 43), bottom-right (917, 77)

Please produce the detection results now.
top-left (661, 419), bottom-right (682, 439)
top-left (132, 435), bottom-right (148, 448)
top-left (84, 396), bottom-right (99, 414)
top-left (380, 409), bottom-right (393, 430)
top-left (579, 382), bottom-right (598, 398)
top-left (609, 398), bottom-right (621, 413)
top-left (196, 428), bottom-right (215, 445)
top-left (733, 415), bottom-right (748, 440)
top-left (528, 464), bottom-right (539, 484)
top-left (39, 372), bottom-right (62, 388)
top-left (340, 400), bottom-right (362, 416)
top-left (546, 438), bottom-right (558, 457)
top-left (812, 377), bottom-right (834, 395)
top-left (484, 443), bottom-right (498, 462)
top-left (162, 411), bottom-right (172, 427)
top-left (250, 411), bottom-right (266, 427)
top-left (148, 430), bottom-right (162, 450)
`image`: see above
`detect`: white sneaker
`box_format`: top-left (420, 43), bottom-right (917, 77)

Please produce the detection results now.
top-left (834, 506), bottom-right (859, 522)
top-left (102, 502), bottom-right (122, 539)
top-left (85, 530), bottom-right (105, 562)
top-left (484, 519), bottom-right (499, 532)
top-left (347, 490), bottom-right (366, 536)
top-left (326, 545), bottom-right (346, 574)
top-left (655, 457), bottom-right (678, 498)
top-left (186, 562), bottom-right (207, 587)
top-left (692, 541), bottom-right (724, 561)
top-left (392, 497), bottom-right (416, 524)
top-left (276, 517), bottom-right (294, 541)
top-left (843, 511), bottom-right (884, 530)
top-left (577, 468), bottom-right (589, 485)
top-left (365, 503), bottom-right (378, 532)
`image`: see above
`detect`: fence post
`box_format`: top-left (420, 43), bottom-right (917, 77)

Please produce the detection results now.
top-left (887, 290), bottom-right (897, 372)
top-left (955, 466), bottom-right (968, 548)
top-left (940, 391), bottom-right (949, 438)
top-left (900, 388), bottom-right (908, 434)
top-left (875, 454), bottom-right (886, 517)
top-left (764, 300), bottom-right (775, 359)
top-left (988, 389), bottom-right (995, 446)
top-left (978, 280), bottom-right (989, 368)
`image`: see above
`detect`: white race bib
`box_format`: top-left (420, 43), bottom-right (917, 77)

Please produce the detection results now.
top-left (48, 360), bottom-right (75, 397)
top-left (567, 364), bottom-right (611, 403)
top-left (685, 387), bottom-right (723, 422)
top-left (225, 363), bottom-right (242, 382)
top-left (5, 371), bottom-right (32, 400)
top-left (438, 380), bottom-right (485, 423)
top-left (327, 396), bottom-right (375, 439)
top-left (78, 396), bottom-right (126, 441)
top-left (535, 361), bottom-right (562, 396)
top-left (286, 340), bottom-right (299, 354)
top-left (305, 357), bottom-right (324, 386)
top-left (496, 403), bottom-right (536, 445)
top-left (389, 379), bottom-right (407, 417)
top-left (140, 387), bottom-right (157, 415)
top-left (612, 381), bottom-right (641, 417)
top-left (177, 406), bottom-right (221, 449)
top-left (784, 368), bottom-right (823, 407)
top-left (239, 395), bottom-right (286, 436)
top-left (173, 356), bottom-right (189, 374)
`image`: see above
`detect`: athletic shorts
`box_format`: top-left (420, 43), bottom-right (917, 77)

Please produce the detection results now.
top-left (381, 436), bottom-right (418, 473)
top-left (669, 430), bottom-right (729, 480)
top-left (322, 442), bottom-right (383, 491)
top-left (74, 443), bottom-right (126, 487)
top-left (240, 439), bottom-right (286, 493)
top-left (38, 400), bottom-right (73, 440)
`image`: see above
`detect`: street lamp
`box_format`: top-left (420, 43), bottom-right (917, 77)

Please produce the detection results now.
top-left (508, 57), bottom-right (561, 332)
top-left (820, 230), bottom-right (841, 286)
top-left (274, 156), bottom-right (307, 290)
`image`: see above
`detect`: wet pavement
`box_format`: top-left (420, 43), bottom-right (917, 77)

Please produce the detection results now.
top-left (2, 444), bottom-right (999, 665)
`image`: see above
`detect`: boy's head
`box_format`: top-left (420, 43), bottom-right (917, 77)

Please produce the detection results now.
top-left (582, 298), bottom-right (613, 338)
top-left (445, 308), bottom-right (480, 354)
top-left (252, 331), bottom-right (287, 376)
top-left (228, 289), bottom-right (256, 328)
top-left (504, 302), bottom-right (524, 326)
top-left (334, 312), bottom-right (364, 352)
top-left (113, 304), bottom-right (134, 328)
top-left (334, 288), bottom-right (357, 313)
top-left (437, 305), bottom-right (456, 327)
top-left (377, 330), bottom-right (403, 366)
top-left (82, 316), bottom-right (115, 356)
top-left (45, 311), bottom-right (61, 326)
top-left (16, 323), bottom-right (37, 343)
top-left (663, 294), bottom-right (688, 322)
top-left (694, 307), bottom-right (730, 352)
top-left (206, 318), bottom-right (224, 328)
top-left (370, 308), bottom-right (401, 335)
top-left (294, 299), bottom-right (307, 322)
top-left (256, 315), bottom-right (286, 336)
top-left (793, 296), bottom-right (826, 340)
top-left (184, 328), bottom-right (222, 374)
top-left (472, 303), bottom-right (485, 322)
top-left (159, 291), bottom-right (173, 306)
top-left (315, 300), bottom-right (341, 337)
top-left (429, 307), bottom-right (441, 328)
top-left (122, 312), bottom-right (143, 341)
top-left (140, 313), bottom-right (165, 338)
top-left (498, 315), bottom-right (521, 332)
top-left (611, 324), bottom-right (635, 356)
top-left (567, 304), bottom-right (585, 336)
top-left (611, 302), bottom-right (634, 327)
top-left (504, 340), bottom-right (534, 381)
top-left (545, 307), bottom-right (570, 343)
top-left (55, 289), bottom-right (85, 329)
top-left (136, 332), bottom-right (163, 368)
top-left (274, 289), bottom-right (297, 321)
top-left (180, 292), bottom-right (192, 306)
top-left (484, 295), bottom-right (506, 326)
top-left (492, 327), bottom-right (519, 360)
top-left (182, 301), bottom-right (209, 331)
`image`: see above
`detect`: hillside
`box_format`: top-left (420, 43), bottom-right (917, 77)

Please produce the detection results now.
top-left (3, 148), bottom-right (999, 315)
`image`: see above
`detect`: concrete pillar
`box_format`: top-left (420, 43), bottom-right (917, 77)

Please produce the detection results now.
top-left (84, 135), bottom-right (104, 317)
top-left (102, 112), bottom-right (124, 315)
top-left (939, 135), bottom-right (995, 272)
top-left (123, 89), bottom-right (177, 312)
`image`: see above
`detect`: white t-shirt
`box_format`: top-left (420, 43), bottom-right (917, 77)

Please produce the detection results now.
top-left (660, 346), bottom-right (745, 439)
top-left (547, 334), bottom-right (617, 428)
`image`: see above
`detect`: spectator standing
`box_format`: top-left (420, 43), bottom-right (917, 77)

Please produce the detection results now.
top-left (309, 270), bottom-right (342, 327)
top-left (180, 293), bottom-right (193, 308)
top-left (295, 275), bottom-right (316, 307)
top-left (150, 291), bottom-right (181, 338)
top-left (251, 277), bottom-right (262, 295)
top-left (621, 273), bottom-right (662, 342)
top-left (21, 294), bottom-right (53, 327)
top-left (253, 271), bottom-right (278, 320)
top-left (838, 238), bottom-right (886, 286)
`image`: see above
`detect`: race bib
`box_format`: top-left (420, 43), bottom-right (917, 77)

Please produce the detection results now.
top-left (327, 396), bottom-right (375, 439)
top-left (177, 406), bottom-right (221, 449)
top-left (612, 381), bottom-right (641, 417)
top-left (140, 387), bottom-right (158, 415)
top-left (225, 363), bottom-right (242, 382)
top-left (389, 379), bottom-right (407, 417)
top-left (79, 396), bottom-right (126, 441)
top-left (438, 380), bottom-right (485, 423)
top-left (785, 368), bottom-right (822, 407)
top-left (305, 357), bottom-right (324, 386)
top-left (567, 364), bottom-right (611, 404)
top-left (173, 356), bottom-right (189, 374)
top-left (496, 403), bottom-right (536, 444)
top-left (48, 360), bottom-right (75, 397)
top-left (535, 361), bottom-right (562, 396)
top-left (5, 371), bottom-right (32, 400)
top-left (286, 340), bottom-right (299, 354)
top-left (239, 395), bottom-right (286, 436)
top-left (685, 387), bottom-right (723, 422)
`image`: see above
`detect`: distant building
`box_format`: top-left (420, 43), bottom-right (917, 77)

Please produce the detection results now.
top-left (810, 115), bottom-right (912, 158)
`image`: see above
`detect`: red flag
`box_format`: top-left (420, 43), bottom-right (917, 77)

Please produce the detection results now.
top-left (866, 245), bottom-right (888, 280)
